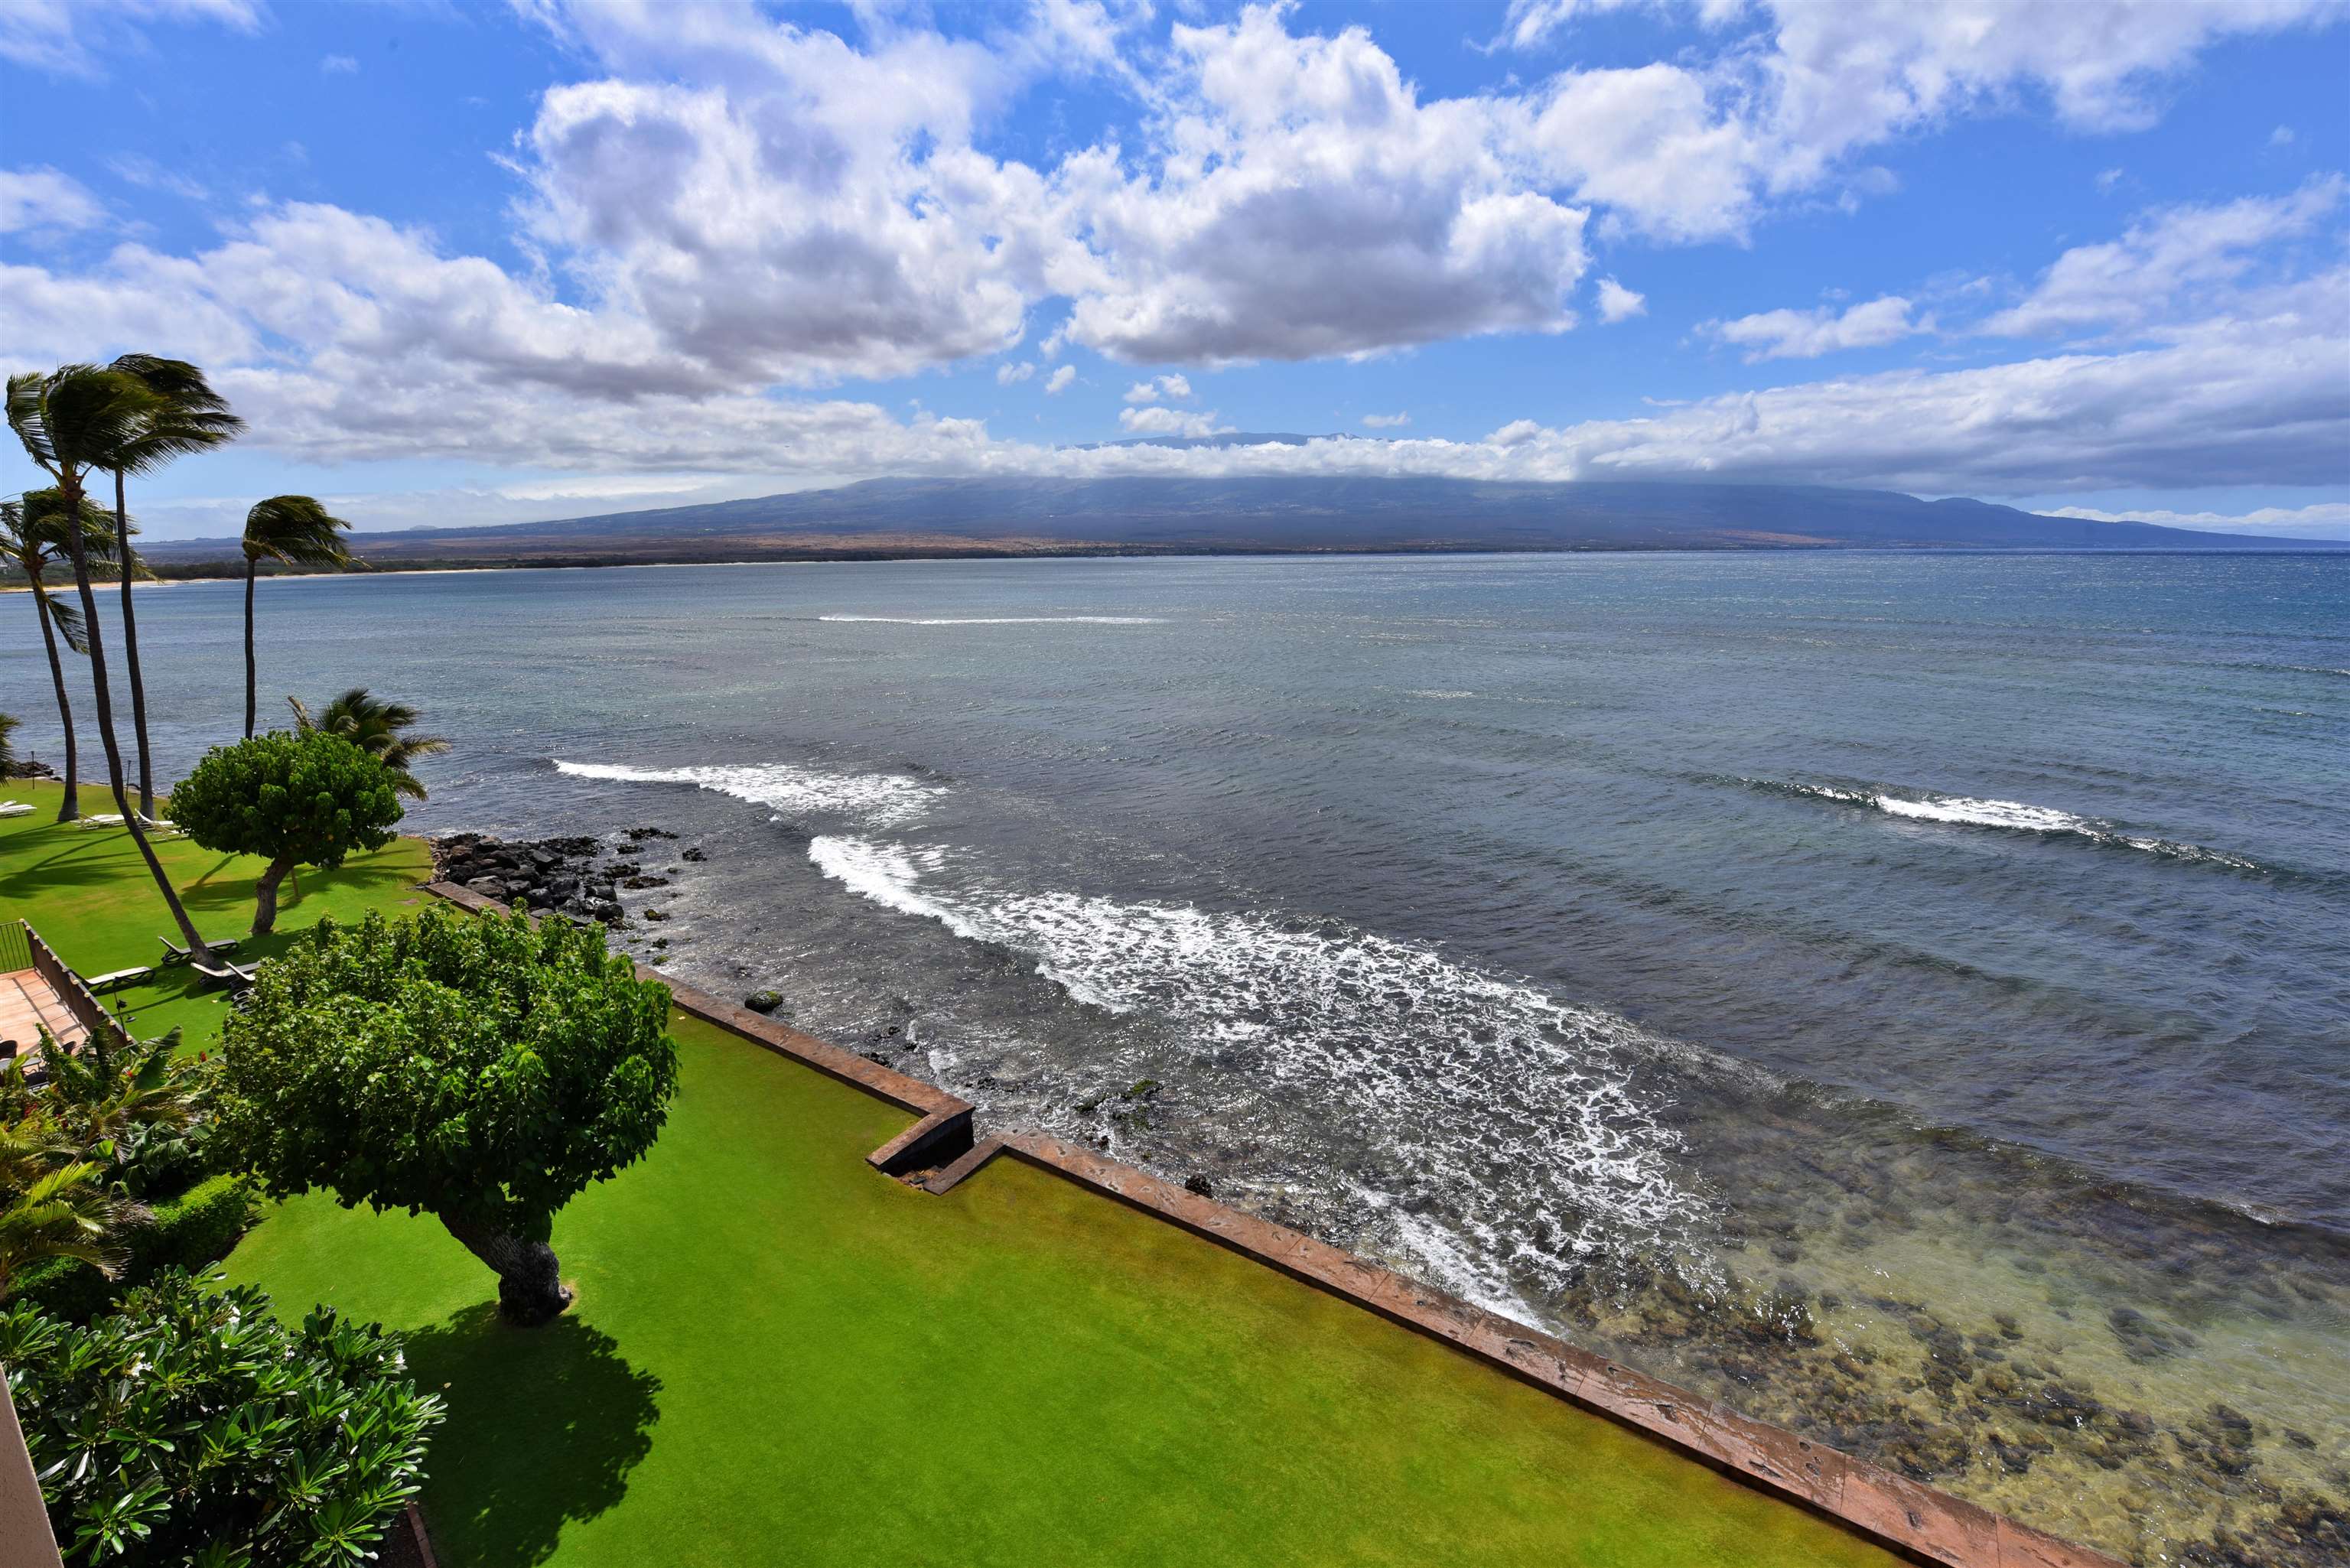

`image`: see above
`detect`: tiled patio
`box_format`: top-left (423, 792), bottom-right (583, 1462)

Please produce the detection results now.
top-left (0, 967), bottom-right (86, 1065)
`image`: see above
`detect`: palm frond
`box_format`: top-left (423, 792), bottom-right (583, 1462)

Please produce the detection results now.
top-left (108, 354), bottom-right (245, 475)
top-left (18, 487), bottom-right (122, 563)
top-left (44, 593), bottom-right (88, 656)
top-left (242, 495), bottom-right (355, 569)
top-left (24, 365), bottom-right (168, 477)
top-left (5, 371), bottom-right (57, 473)
top-left (289, 685), bottom-right (450, 799)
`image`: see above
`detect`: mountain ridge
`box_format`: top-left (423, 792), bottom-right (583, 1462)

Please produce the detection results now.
top-left (133, 470), bottom-right (2344, 567)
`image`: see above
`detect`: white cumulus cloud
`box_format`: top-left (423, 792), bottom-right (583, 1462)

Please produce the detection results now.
top-left (1596, 277), bottom-right (1646, 322)
top-left (1117, 405), bottom-right (1233, 437)
top-left (1710, 294), bottom-right (1925, 361)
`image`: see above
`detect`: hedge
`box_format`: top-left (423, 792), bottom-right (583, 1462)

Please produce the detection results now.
top-left (13, 1174), bottom-right (259, 1321)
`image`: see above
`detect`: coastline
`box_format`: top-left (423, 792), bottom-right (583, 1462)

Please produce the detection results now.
top-left (423, 867), bottom-right (2124, 1568)
top-left (428, 817), bottom-right (2348, 1568)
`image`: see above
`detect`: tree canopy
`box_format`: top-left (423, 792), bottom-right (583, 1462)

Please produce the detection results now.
top-left (210, 906), bottom-right (676, 1322)
top-left (168, 732), bottom-right (403, 933)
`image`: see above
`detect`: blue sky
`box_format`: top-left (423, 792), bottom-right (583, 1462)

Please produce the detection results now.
top-left (2, 0), bottom-right (2345, 538)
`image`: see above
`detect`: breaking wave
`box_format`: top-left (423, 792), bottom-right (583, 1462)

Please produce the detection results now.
top-left (809, 834), bottom-right (1704, 1285)
top-left (552, 760), bottom-right (944, 828)
top-left (819, 614), bottom-right (1165, 626)
top-left (1741, 778), bottom-right (2263, 870)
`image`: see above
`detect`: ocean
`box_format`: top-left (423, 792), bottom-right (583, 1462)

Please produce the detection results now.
top-left (10, 548), bottom-right (2347, 1563)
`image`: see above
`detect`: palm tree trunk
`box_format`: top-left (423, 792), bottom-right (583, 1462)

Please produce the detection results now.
top-left (114, 470), bottom-right (156, 819)
top-left (27, 577), bottom-right (79, 822)
top-left (54, 470), bottom-right (210, 964)
top-left (243, 558), bottom-right (258, 739)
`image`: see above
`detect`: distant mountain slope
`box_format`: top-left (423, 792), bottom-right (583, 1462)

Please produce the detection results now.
top-left (138, 473), bottom-right (2342, 568)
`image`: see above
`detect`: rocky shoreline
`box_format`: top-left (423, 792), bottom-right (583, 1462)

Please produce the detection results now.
top-left (430, 829), bottom-right (681, 930)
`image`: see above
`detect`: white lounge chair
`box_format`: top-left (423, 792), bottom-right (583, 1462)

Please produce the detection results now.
top-left (80, 813), bottom-right (125, 828)
top-left (0, 802), bottom-right (31, 818)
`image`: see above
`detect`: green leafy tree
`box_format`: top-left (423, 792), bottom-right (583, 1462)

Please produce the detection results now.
top-left (6, 366), bottom-right (214, 960)
top-left (4, 490), bottom-right (122, 821)
top-left (168, 733), bottom-right (402, 936)
top-left (106, 356), bottom-right (244, 819)
top-left (288, 688), bottom-right (451, 800)
top-left (213, 906), bottom-right (677, 1324)
top-left (1, 1270), bottom-right (442, 1566)
top-left (239, 496), bottom-right (353, 738)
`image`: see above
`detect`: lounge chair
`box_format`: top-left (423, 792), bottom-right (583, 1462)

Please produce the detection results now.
top-left (158, 933), bottom-right (240, 966)
top-left (190, 956), bottom-right (259, 994)
top-left (80, 813), bottom-right (125, 828)
top-left (85, 965), bottom-right (155, 993)
top-left (0, 802), bottom-right (31, 818)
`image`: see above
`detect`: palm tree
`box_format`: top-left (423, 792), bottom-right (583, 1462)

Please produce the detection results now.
top-left (288, 687), bottom-right (451, 799)
top-left (0, 1111), bottom-right (149, 1300)
top-left (0, 712), bottom-right (16, 775)
top-left (106, 355), bottom-right (244, 818)
top-left (6, 365), bottom-right (216, 962)
top-left (2, 490), bottom-right (122, 823)
top-left (239, 496), bottom-right (353, 738)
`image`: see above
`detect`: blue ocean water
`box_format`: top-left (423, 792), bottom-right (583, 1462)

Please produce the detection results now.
top-left (9, 548), bottom-right (2347, 1557)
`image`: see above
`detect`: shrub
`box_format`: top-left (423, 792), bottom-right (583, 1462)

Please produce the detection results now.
top-left (1, 1270), bottom-right (442, 1566)
top-left (12, 1175), bottom-right (259, 1324)
top-left (168, 732), bottom-right (402, 935)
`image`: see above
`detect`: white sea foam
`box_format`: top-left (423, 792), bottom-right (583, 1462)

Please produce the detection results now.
top-left (1872, 793), bottom-right (2091, 834)
top-left (553, 760), bottom-right (944, 828)
top-left (809, 834), bottom-right (1702, 1274)
top-left (1762, 779), bottom-right (2261, 869)
top-left (819, 614), bottom-right (1165, 625)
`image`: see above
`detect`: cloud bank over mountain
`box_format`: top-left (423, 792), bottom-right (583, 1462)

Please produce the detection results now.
top-left (2, 0), bottom-right (2343, 536)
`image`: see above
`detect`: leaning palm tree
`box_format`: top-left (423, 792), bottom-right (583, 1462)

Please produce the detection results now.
top-left (3, 490), bottom-right (122, 823)
top-left (239, 496), bottom-right (353, 738)
top-left (0, 712), bottom-right (15, 774)
top-left (106, 355), bottom-right (244, 818)
top-left (288, 687), bottom-right (451, 799)
top-left (7, 365), bottom-right (216, 963)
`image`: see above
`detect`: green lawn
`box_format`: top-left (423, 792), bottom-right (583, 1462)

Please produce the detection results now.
top-left (2, 776), bottom-right (1896, 1567)
top-left (0, 778), bottom-right (433, 1049)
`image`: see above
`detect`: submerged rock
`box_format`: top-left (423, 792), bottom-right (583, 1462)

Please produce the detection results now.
top-left (744, 990), bottom-right (784, 1014)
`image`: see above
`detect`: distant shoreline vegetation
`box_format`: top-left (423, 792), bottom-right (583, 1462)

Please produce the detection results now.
top-left (9, 537), bottom-right (2344, 587)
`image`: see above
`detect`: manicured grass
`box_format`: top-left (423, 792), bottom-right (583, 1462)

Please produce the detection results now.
top-left (0, 778), bottom-right (432, 1048)
top-left (4, 779), bottom-right (1897, 1566)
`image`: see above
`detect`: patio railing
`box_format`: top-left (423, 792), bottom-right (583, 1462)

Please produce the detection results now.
top-left (14, 919), bottom-right (128, 1050)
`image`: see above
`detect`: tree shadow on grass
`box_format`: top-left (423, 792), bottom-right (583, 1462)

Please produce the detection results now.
top-left (401, 1303), bottom-right (663, 1568)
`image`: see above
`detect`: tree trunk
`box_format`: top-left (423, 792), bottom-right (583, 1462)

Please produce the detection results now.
top-left (114, 470), bottom-right (155, 820)
top-left (252, 856), bottom-right (297, 936)
top-left (243, 558), bottom-right (258, 740)
top-left (53, 470), bottom-right (211, 965)
top-left (439, 1215), bottom-right (571, 1325)
top-left (28, 577), bottom-right (78, 822)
